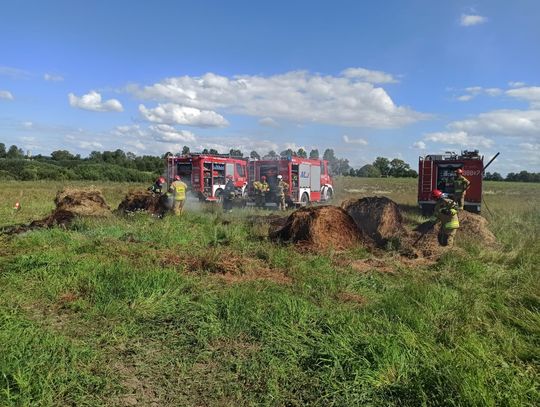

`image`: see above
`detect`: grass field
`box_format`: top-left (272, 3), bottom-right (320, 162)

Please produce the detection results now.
top-left (1, 178), bottom-right (539, 406)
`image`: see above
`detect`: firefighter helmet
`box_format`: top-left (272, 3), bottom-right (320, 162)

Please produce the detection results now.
top-left (431, 189), bottom-right (443, 199)
top-left (261, 175), bottom-right (267, 181)
top-left (158, 177), bottom-right (166, 184)
top-left (174, 175), bottom-right (181, 181)
top-left (455, 168), bottom-right (463, 175)
top-left (277, 175), bottom-right (283, 180)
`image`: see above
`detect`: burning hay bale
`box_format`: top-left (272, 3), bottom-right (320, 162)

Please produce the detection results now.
top-left (2, 188), bottom-right (111, 235)
top-left (342, 196), bottom-right (406, 246)
top-left (116, 190), bottom-right (170, 216)
top-left (270, 206), bottom-right (365, 251)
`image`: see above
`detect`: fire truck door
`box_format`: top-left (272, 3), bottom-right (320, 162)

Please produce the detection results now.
top-left (225, 163), bottom-right (234, 178)
top-left (299, 164), bottom-right (310, 188)
top-left (310, 165), bottom-right (321, 191)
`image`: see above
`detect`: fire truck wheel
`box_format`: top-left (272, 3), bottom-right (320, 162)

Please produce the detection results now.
top-left (323, 187), bottom-right (333, 201)
top-left (301, 192), bottom-right (310, 205)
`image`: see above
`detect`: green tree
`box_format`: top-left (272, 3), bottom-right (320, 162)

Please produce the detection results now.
top-left (0, 143), bottom-right (6, 158)
top-left (266, 150), bottom-right (277, 158)
top-left (280, 149), bottom-right (296, 158)
top-left (323, 148), bottom-right (335, 161)
top-left (373, 157), bottom-right (390, 176)
top-left (309, 149), bottom-right (319, 159)
top-left (229, 149), bottom-right (243, 157)
top-left (51, 150), bottom-right (76, 161)
top-left (7, 145), bottom-right (24, 159)
top-left (182, 145), bottom-right (190, 155)
top-left (250, 150), bottom-right (261, 159)
top-left (209, 148), bottom-right (219, 155)
top-left (297, 148), bottom-right (308, 158)
top-left (202, 148), bottom-right (209, 154)
top-left (358, 164), bottom-right (381, 177)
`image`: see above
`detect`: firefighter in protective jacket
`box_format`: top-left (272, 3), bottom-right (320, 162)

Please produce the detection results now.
top-left (453, 168), bottom-right (471, 209)
top-left (169, 175), bottom-right (187, 215)
top-left (432, 189), bottom-right (459, 247)
top-left (253, 175), bottom-right (270, 207)
top-left (276, 175), bottom-right (289, 211)
top-left (149, 177), bottom-right (166, 195)
top-left (222, 175), bottom-right (235, 212)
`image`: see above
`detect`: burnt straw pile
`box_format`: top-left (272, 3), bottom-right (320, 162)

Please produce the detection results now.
top-left (116, 190), bottom-right (171, 216)
top-left (2, 188), bottom-right (111, 235)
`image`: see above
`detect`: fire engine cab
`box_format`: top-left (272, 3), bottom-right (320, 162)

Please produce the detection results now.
top-left (166, 154), bottom-right (248, 201)
top-left (418, 150), bottom-right (485, 214)
top-left (248, 156), bottom-right (333, 205)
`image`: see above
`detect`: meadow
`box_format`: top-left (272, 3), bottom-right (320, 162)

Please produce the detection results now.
top-left (0, 178), bottom-right (539, 406)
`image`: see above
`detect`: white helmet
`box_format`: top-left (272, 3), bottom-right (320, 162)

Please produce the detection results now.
top-left (277, 175), bottom-right (283, 179)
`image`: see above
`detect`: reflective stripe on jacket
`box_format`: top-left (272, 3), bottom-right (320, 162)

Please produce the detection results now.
top-left (434, 198), bottom-right (460, 230)
top-left (171, 181), bottom-right (187, 200)
top-left (453, 176), bottom-right (470, 193)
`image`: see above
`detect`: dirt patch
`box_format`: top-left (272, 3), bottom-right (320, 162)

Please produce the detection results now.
top-left (269, 206), bottom-right (366, 251)
top-left (336, 291), bottom-right (367, 305)
top-left (342, 196), bottom-right (406, 246)
top-left (162, 249), bottom-right (291, 285)
top-left (117, 190), bottom-right (170, 216)
top-left (1, 188), bottom-right (111, 235)
top-left (350, 258), bottom-right (396, 273)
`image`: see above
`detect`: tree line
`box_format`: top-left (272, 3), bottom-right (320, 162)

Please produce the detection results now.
top-left (484, 171), bottom-right (540, 183)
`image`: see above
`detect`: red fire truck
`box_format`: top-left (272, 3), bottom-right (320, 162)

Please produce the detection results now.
top-left (418, 150), bottom-right (498, 214)
top-left (166, 154), bottom-right (248, 201)
top-left (248, 156), bottom-right (334, 206)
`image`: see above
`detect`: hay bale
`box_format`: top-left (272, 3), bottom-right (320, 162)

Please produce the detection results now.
top-left (342, 196), bottom-right (406, 246)
top-left (117, 190), bottom-right (165, 214)
top-left (270, 206), bottom-right (364, 251)
top-left (54, 188), bottom-right (111, 217)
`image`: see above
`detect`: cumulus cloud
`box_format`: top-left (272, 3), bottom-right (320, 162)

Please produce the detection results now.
top-left (450, 109), bottom-right (540, 137)
top-left (343, 135), bottom-right (368, 145)
top-left (149, 124), bottom-right (196, 142)
top-left (341, 67), bottom-right (398, 84)
top-left (456, 86), bottom-right (502, 102)
top-left (44, 73), bottom-right (64, 82)
top-left (0, 90), bottom-right (14, 100)
top-left (460, 14), bottom-right (488, 26)
top-left (139, 103), bottom-right (228, 127)
top-left (259, 117), bottom-right (279, 127)
top-left (424, 131), bottom-right (493, 148)
top-left (506, 87), bottom-right (540, 107)
top-left (128, 70), bottom-right (425, 128)
top-left (413, 141), bottom-right (426, 149)
top-left (79, 140), bottom-right (103, 149)
top-left (508, 81), bottom-right (526, 88)
top-left (68, 91), bottom-right (123, 112)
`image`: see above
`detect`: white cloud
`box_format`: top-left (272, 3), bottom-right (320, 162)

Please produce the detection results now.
top-left (22, 121), bottom-right (33, 128)
top-left (341, 67), bottom-right (398, 84)
top-left (457, 86), bottom-right (501, 102)
top-left (149, 124), bottom-right (196, 142)
top-left (342, 135), bottom-right (368, 145)
top-left (44, 73), bottom-right (64, 82)
top-left (450, 109), bottom-right (540, 137)
top-left (0, 90), bottom-right (14, 100)
top-left (413, 141), bottom-right (426, 149)
top-left (508, 81), bottom-right (526, 88)
top-left (139, 103), bottom-right (228, 127)
top-left (0, 66), bottom-right (31, 79)
top-left (68, 91), bottom-right (123, 112)
top-left (79, 140), bottom-right (103, 149)
top-left (259, 117), bottom-right (279, 127)
top-left (424, 131), bottom-right (493, 148)
top-left (460, 14), bottom-right (488, 26)
top-left (128, 70), bottom-right (425, 128)
top-left (506, 87), bottom-right (540, 107)
top-left (457, 94), bottom-right (474, 102)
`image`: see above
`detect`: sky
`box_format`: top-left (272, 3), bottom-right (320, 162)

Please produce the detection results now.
top-left (1, 0), bottom-right (539, 174)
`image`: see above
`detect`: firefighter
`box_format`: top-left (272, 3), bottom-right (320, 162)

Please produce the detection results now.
top-left (432, 189), bottom-right (459, 247)
top-left (169, 175), bottom-right (187, 215)
top-left (222, 175), bottom-right (235, 212)
top-left (149, 176), bottom-right (166, 195)
top-left (253, 175), bottom-right (270, 208)
top-left (453, 168), bottom-right (471, 210)
top-left (276, 174), bottom-right (289, 211)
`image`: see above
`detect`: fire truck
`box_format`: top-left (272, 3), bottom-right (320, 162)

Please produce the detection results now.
top-left (417, 150), bottom-right (499, 214)
top-left (166, 154), bottom-right (248, 201)
top-left (248, 156), bottom-right (334, 206)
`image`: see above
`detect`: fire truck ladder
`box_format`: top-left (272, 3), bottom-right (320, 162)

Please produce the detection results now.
top-left (421, 159), bottom-right (434, 193)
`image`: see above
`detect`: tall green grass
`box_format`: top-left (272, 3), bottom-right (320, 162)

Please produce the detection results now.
top-left (0, 180), bottom-right (538, 406)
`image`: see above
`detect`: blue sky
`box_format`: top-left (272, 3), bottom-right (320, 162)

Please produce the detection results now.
top-left (1, 0), bottom-right (539, 174)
